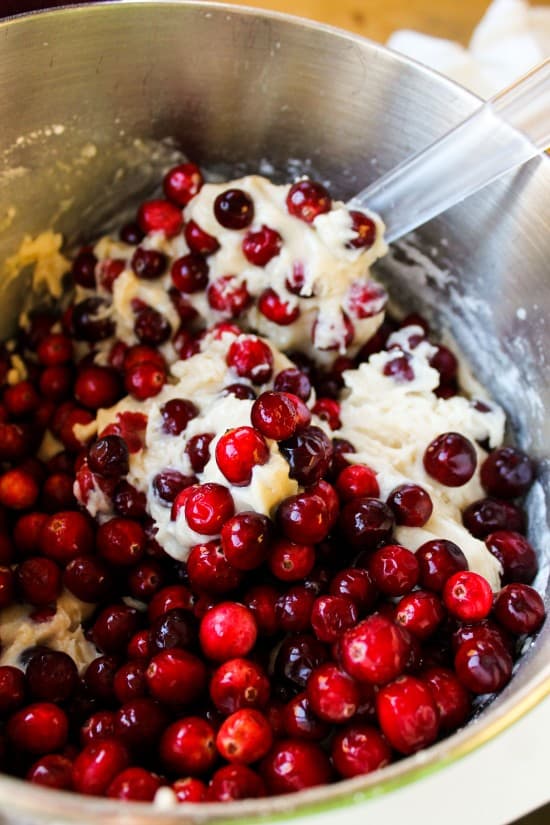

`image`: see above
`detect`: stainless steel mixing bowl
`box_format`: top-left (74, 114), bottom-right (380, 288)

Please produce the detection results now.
top-left (0, 2), bottom-right (548, 823)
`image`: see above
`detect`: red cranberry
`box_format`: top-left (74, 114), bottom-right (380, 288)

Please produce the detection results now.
top-left (58, 407), bottom-right (95, 452)
top-left (160, 716), bottom-right (216, 775)
top-left (207, 764), bottom-right (265, 801)
top-left (338, 497), bottom-right (394, 551)
top-left (107, 767), bottom-right (161, 801)
top-left (286, 180), bottom-right (331, 223)
top-left (131, 246), bottom-right (167, 280)
top-left (187, 541), bottom-right (241, 594)
top-left (8, 702), bottom-right (68, 754)
top-left (226, 336), bottom-right (273, 384)
top-left (112, 480), bottom-right (146, 519)
top-left (261, 739), bottom-right (332, 793)
top-left (171, 253), bottom-right (208, 293)
top-left (275, 586), bottom-right (315, 632)
top-left (153, 470), bottom-right (195, 504)
top-left (88, 435), bottom-right (129, 478)
top-left (186, 432), bottom-right (214, 473)
top-left (63, 555), bottom-right (111, 602)
top-left (377, 675), bottom-right (439, 754)
top-left (334, 464), bottom-right (380, 504)
top-left (75, 365), bottom-right (120, 410)
top-left (277, 493), bottom-right (330, 545)
top-left (185, 220), bottom-right (220, 256)
top-left (216, 708), bottom-right (273, 764)
top-left (388, 483), bottom-right (433, 527)
top-left (207, 275), bottom-right (251, 317)
top-left (97, 517), bottom-right (145, 567)
top-left (0, 468), bottom-right (39, 510)
top-left (312, 398), bottom-right (341, 430)
top-left (84, 656), bottom-right (118, 703)
top-left (4, 381), bottom-right (40, 417)
top-left (221, 512), bottom-right (272, 570)
top-left (251, 391), bottom-right (310, 441)
top-left (0, 422), bottom-right (29, 461)
top-left (424, 432), bottom-right (477, 486)
top-left (199, 602), bottom-right (257, 661)
top-left (274, 634), bottom-right (328, 689)
top-left (485, 530), bottom-right (538, 584)
top-left (244, 585), bottom-right (279, 636)
top-left (147, 648), bottom-right (206, 705)
top-left (81, 710), bottom-right (116, 746)
top-left (163, 162), bottom-right (203, 206)
top-left (97, 258), bottom-right (125, 292)
top-left (40, 472), bottom-right (76, 512)
top-left (0, 567), bottom-right (14, 608)
top-left (274, 367), bottom-right (311, 401)
top-left (39, 365), bottom-right (73, 401)
top-left (417, 539), bottom-right (469, 592)
top-left (172, 777), bottom-right (207, 802)
top-left (215, 427), bottom-right (269, 486)
top-left (311, 595), bottom-right (358, 643)
top-left (369, 544), bottom-right (419, 596)
top-left (134, 306), bottom-right (172, 345)
top-left (184, 483), bottom-right (235, 534)
top-left (268, 538), bottom-right (315, 582)
top-left (421, 666), bottom-right (471, 732)
top-left (443, 571), bottom-right (493, 621)
top-left (160, 398), bottom-right (198, 436)
top-left (39, 509), bottom-right (93, 563)
top-left (395, 590), bottom-right (445, 640)
top-left (258, 288), bottom-right (300, 325)
top-left (137, 198), bottom-right (182, 237)
top-left (493, 583), bottom-right (545, 635)
top-left (214, 188), bottom-right (254, 229)
top-left (148, 584), bottom-right (194, 621)
top-left (346, 211), bottom-right (377, 249)
top-left (0, 666), bottom-right (25, 714)
top-left (281, 692), bottom-right (328, 741)
top-left (150, 607), bottom-right (198, 653)
top-left (114, 698), bottom-right (167, 749)
top-left (25, 650), bottom-right (78, 703)
top-left (113, 661), bottom-right (148, 704)
top-left (280, 425), bottom-right (333, 487)
top-left (210, 658), bottom-right (270, 715)
top-left (223, 383), bottom-right (256, 400)
top-left (454, 638), bottom-right (513, 694)
top-left (71, 250), bottom-right (97, 287)
top-left (463, 497), bottom-right (525, 538)
top-left (242, 225), bottom-right (282, 265)
top-left (429, 344), bottom-right (458, 385)
top-left (72, 297), bottom-right (115, 341)
top-left (332, 724), bottom-right (391, 778)
top-left (307, 663), bottom-right (360, 723)
top-left (329, 567), bottom-right (378, 612)
top-left (27, 754), bottom-right (73, 790)
top-left (341, 614), bottom-right (410, 685)
top-left (480, 447), bottom-right (534, 499)
top-left (382, 352), bottom-right (415, 382)
top-left (72, 739), bottom-right (129, 795)
top-left (91, 604), bottom-right (139, 654)
top-left (17, 557), bottom-right (62, 606)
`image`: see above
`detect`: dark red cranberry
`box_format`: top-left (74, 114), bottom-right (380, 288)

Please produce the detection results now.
top-left (242, 225), bottom-right (282, 265)
top-left (112, 480), bottom-right (146, 519)
top-left (341, 615), bottom-right (410, 685)
top-left (395, 590), bottom-right (445, 640)
top-left (113, 661), bottom-right (148, 704)
top-left (185, 220), bottom-right (220, 256)
top-left (443, 571), bottom-right (493, 621)
top-left (163, 162), bottom-right (203, 205)
top-left (332, 724), bottom-right (391, 778)
top-left (216, 708), bottom-right (273, 764)
top-left (223, 383), bottom-right (256, 400)
top-left (416, 539), bottom-right (468, 592)
top-left (269, 539), bottom-right (315, 582)
top-left (123, 344), bottom-right (165, 372)
top-left (72, 739), bottom-right (129, 795)
top-left (37, 333), bottom-right (73, 366)
top-left (39, 365), bottom-right (73, 402)
top-left (274, 634), bottom-right (328, 689)
top-left (160, 398), bottom-right (198, 436)
top-left (463, 497), bottom-right (525, 538)
top-left (160, 716), bottom-right (217, 775)
top-left (125, 362), bottom-right (166, 399)
top-left (137, 198), bottom-right (182, 237)
top-left (312, 397), bottom-right (341, 430)
top-left (88, 435), bottom-right (129, 478)
top-left (83, 709), bottom-right (118, 743)
top-left (107, 767), bottom-right (161, 801)
top-left (429, 344), bottom-right (458, 385)
top-left (75, 365), bottom-right (121, 409)
top-left (131, 247), bottom-right (167, 279)
top-left (153, 470), bottom-right (195, 505)
top-left (150, 608), bottom-right (198, 652)
top-left (91, 604), bottom-right (139, 654)
top-left (424, 432), bottom-right (477, 486)
top-left (17, 557), bottom-right (62, 606)
top-left (72, 297), bottom-right (115, 342)
top-left (199, 602), bottom-right (257, 662)
top-left (369, 544), bottom-right (419, 596)
top-left (214, 188), bottom-right (254, 229)
top-left (451, 620), bottom-right (514, 658)
top-left (277, 493), bottom-right (330, 545)
top-left (282, 692), bottom-right (329, 741)
top-left (0, 566), bottom-right (14, 608)
top-left (329, 567), bottom-right (378, 612)
top-left (377, 675), bottom-right (439, 754)
top-left (493, 583), bottom-right (545, 635)
top-left (251, 391), bottom-right (310, 441)
top-left (221, 512), bottom-right (272, 571)
top-left (40, 472), bottom-right (76, 512)
top-left (261, 739), bottom-right (332, 793)
top-left (286, 180), bottom-right (331, 223)
top-left (114, 698), bottom-right (167, 749)
top-left (4, 381), bottom-right (40, 418)
top-left (388, 483), bottom-right (433, 527)
top-left (485, 530), bottom-right (538, 584)
top-left (345, 210), bottom-right (377, 249)
top-left (71, 250), bottom-right (97, 287)
top-left (421, 666), bottom-right (471, 732)
top-left (25, 650), bottom-right (78, 703)
top-left (186, 432), bottom-right (214, 473)
top-left (119, 221), bottom-right (144, 244)
top-left (147, 584), bottom-right (193, 621)
top-left (311, 595), bottom-right (358, 643)
top-left (208, 276), bottom-right (252, 317)
top-left (0, 422), bottom-right (29, 461)
top-left (210, 657), bottom-right (270, 715)
top-left (279, 425), bottom-right (332, 487)
top-left (27, 754), bottom-right (73, 790)
top-left (97, 258), bottom-right (125, 292)
top-left (187, 541), bottom-right (241, 594)
top-left (83, 656), bottom-right (118, 704)
top-left (275, 586), bottom-right (315, 632)
top-left (171, 253), bottom-right (209, 293)
top-left (215, 427), bottom-right (269, 486)
top-left (480, 447), bottom-right (534, 499)
top-left (454, 638), bottom-right (513, 694)
top-left (258, 288), bottom-right (300, 325)
top-left (63, 555), bottom-right (111, 602)
top-left (244, 585), bottom-right (279, 636)
top-left (273, 367), bottom-right (311, 401)
top-left (0, 666), bottom-right (25, 714)
top-left (383, 353), bottom-right (415, 382)
top-left (338, 497), bottom-right (394, 551)
top-left (7, 702), bottom-right (68, 754)
top-left (147, 648), bottom-right (206, 705)
top-left (97, 517), bottom-right (145, 567)
top-left (207, 764), bottom-right (266, 801)
top-left (134, 306), bottom-right (171, 345)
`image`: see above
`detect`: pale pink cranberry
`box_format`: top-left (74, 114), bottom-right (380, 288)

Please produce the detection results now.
top-left (216, 708), bottom-right (273, 764)
top-left (124, 362), bottom-right (166, 399)
top-left (242, 225), bottom-right (282, 265)
top-left (131, 247), bottom-right (167, 280)
top-left (146, 649), bottom-right (207, 705)
top-left (137, 198), bottom-right (182, 237)
top-left (207, 275), bottom-right (251, 317)
top-left (462, 497), bottom-right (525, 538)
top-left (215, 427), bottom-right (269, 486)
top-left (341, 614), bottom-right (410, 685)
top-left (345, 280), bottom-right (387, 317)
top-left (207, 764), bottom-right (266, 801)
top-left (209, 658), bottom-right (270, 715)
top-left (332, 724), bottom-right (391, 778)
top-left (286, 180), bottom-right (331, 223)
top-left (338, 497), bottom-right (394, 551)
top-left (443, 571), bottom-right (493, 621)
top-left (480, 446), bottom-right (534, 499)
top-left (376, 675), bottom-right (439, 754)
top-left (421, 666), bottom-right (471, 732)
top-left (226, 336), bottom-right (273, 384)
top-left (346, 211), bottom-right (377, 249)
top-left (261, 739), bottom-right (332, 794)
top-left (163, 162), bottom-right (203, 205)
top-left (493, 583), bottom-right (545, 635)
top-left (184, 220), bottom-right (220, 255)
top-left (214, 188), bottom-right (254, 229)
top-left (485, 530), bottom-right (538, 584)
top-left (454, 638), bottom-right (513, 694)
top-left (369, 544), bottom-right (420, 597)
top-left (221, 512), bottom-right (272, 570)
top-left (27, 754), bottom-right (73, 790)
top-left (335, 464), bottom-right (380, 501)
top-left (160, 717), bottom-right (217, 775)
top-left (187, 541), bottom-right (242, 594)
top-left (172, 777), bottom-right (207, 802)
top-left (312, 398), bottom-right (341, 430)
top-left (8, 703), bottom-right (69, 754)
top-left (107, 767), bottom-right (162, 801)
top-left (171, 253), bottom-right (209, 293)
top-left (307, 663), bottom-right (360, 723)
top-left (277, 492), bottom-right (330, 545)
top-left (97, 517), bottom-right (146, 567)
top-left (258, 289), bottom-right (300, 325)
top-left (268, 538), bottom-right (315, 582)
top-left (387, 483), bottom-right (433, 527)
top-left (199, 602), bottom-right (257, 661)
top-left (184, 483), bottom-right (235, 534)
top-left (424, 431), bottom-right (477, 486)
top-left (394, 590), bottom-right (445, 640)
top-left (416, 539), bottom-right (468, 592)
top-left (251, 391), bottom-right (310, 440)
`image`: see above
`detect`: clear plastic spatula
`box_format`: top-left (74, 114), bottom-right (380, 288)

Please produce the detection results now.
top-left (348, 59), bottom-right (550, 243)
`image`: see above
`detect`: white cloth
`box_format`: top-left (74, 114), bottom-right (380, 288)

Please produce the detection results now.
top-left (387, 0), bottom-right (550, 97)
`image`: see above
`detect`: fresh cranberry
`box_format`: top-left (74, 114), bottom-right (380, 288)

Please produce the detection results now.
top-left (88, 435), bottom-right (129, 479)
top-left (207, 275), bottom-right (251, 317)
top-left (113, 661), bottom-right (148, 704)
top-left (210, 658), bottom-right (270, 715)
top-left (275, 586), bottom-right (315, 632)
top-left (329, 567), bottom-right (378, 612)
top-left (312, 398), bottom-right (341, 430)
top-left (125, 362), bottom-right (166, 400)
top-left (163, 162), bottom-right (203, 205)
top-left (226, 336), bottom-right (273, 384)
top-left (171, 253), bottom-right (209, 293)
top-left (377, 675), bottom-right (439, 754)
top-left (307, 663), bottom-right (360, 723)
top-left (207, 764), bottom-right (266, 801)
top-left (8, 702), bottom-right (68, 754)
top-left (72, 297), bottom-right (115, 341)
top-left (152, 470), bottom-right (193, 505)
top-left (187, 541), bottom-right (241, 594)
top-left (244, 585), bottom-right (279, 636)
top-left (119, 221), bottom-right (144, 244)
top-left (346, 211), bottom-right (377, 249)
top-left (4, 381), bottom-right (40, 417)
top-left (81, 710), bottom-right (116, 746)
top-left (341, 614), bottom-right (410, 685)
top-left (96, 517), bottom-right (145, 567)
top-left (0, 666), bottom-right (25, 714)
top-left (123, 344), bottom-right (166, 372)
top-left (369, 544), bottom-right (419, 597)
top-left (216, 708), bottom-right (273, 764)
top-left (71, 250), bottom-right (97, 287)
top-left (183, 483), bottom-right (235, 534)
top-left (429, 344), bottom-right (458, 385)
top-left (463, 497), bottom-right (525, 538)
top-left (25, 649), bottom-right (78, 703)
top-left (382, 352), bottom-right (415, 382)
top-left (261, 739), bottom-right (332, 793)
top-left (480, 447), bottom-right (534, 499)
top-left (185, 220), bottom-right (220, 256)
top-left (127, 630), bottom-right (152, 661)
top-left (63, 555), bottom-right (111, 602)
top-left (274, 634), bottom-right (328, 689)
top-left (332, 724), bottom-right (391, 779)
top-left (424, 432), bottom-right (477, 486)
top-left (417, 539), bottom-right (469, 592)
top-left (451, 620), bottom-right (513, 657)
top-left (13, 513), bottom-right (47, 558)
top-left (277, 493), bottom-right (330, 545)
top-left (40, 472), bottom-right (76, 512)
top-left (72, 739), bottom-right (129, 795)
top-left (39, 365), bottom-right (73, 401)
top-left (334, 465), bottom-right (378, 502)
top-left (91, 604), bottom-right (139, 654)
top-left (454, 638), bottom-right (513, 694)
top-left (421, 666), bottom-right (471, 732)
top-left (114, 698), bottom-right (167, 749)
top-left (388, 483), bottom-right (433, 527)
top-left (17, 557), bottom-right (62, 605)
top-left (199, 602), bottom-right (257, 661)
top-left (146, 648), bottom-right (206, 705)
top-left (131, 246), bottom-right (167, 280)
top-left (251, 391), bottom-right (310, 441)
top-left (215, 427), bottom-right (269, 486)
top-left (223, 383), bottom-right (256, 400)
top-left (150, 607), bottom-right (198, 652)
top-left (112, 480), bottom-right (146, 519)
top-left (286, 180), bottom-right (331, 223)
top-left (221, 512), bottom-right (272, 570)
top-left (84, 656), bottom-right (118, 703)
top-left (443, 571), bottom-right (493, 621)
top-left (159, 398), bottom-right (197, 436)
top-left (258, 288), bottom-right (300, 325)
top-left (186, 432), bottom-right (214, 473)
top-left (134, 306), bottom-right (172, 345)
top-left (147, 584), bottom-right (194, 621)
top-left (160, 716), bottom-right (216, 775)
top-left (137, 198), bottom-right (182, 237)
top-left (274, 367), bottom-right (311, 401)
top-left (0, 468), bottom-right (39, 510)
top-left (107, 767), bottom-right (161, 801)
top-left (0, 422), bottom-right (29, 461)
top-left (394, 590), bottom-right (445, 640)
top-left (280, 425), bottom-right (332, 487)
top-left (172, 777), bottom-right (207, 802)
top-left (268, 538), bottom-right (315, 582)
top-left (485, 530), bottom-right (538, 584)
top-left (338, 497), bottom-right (394, 551)
top-left (493, 583), bottom-right (545, 635)
top-left (242, 225), bottom-right (282, 265)
top-left (27, 754), bottom-right (73, 790)
top-left (75, 365), bottom-right (120, 409)
top-left (0, 567), bottom-right (14, 608)
top-left (311, 595), bottom-right (358, 643)
top-left (58, 407), bottom-right (95, 452)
